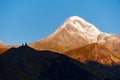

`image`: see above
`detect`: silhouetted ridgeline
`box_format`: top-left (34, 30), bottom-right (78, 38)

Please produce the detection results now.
top-left (0, 45), bottom-right (115, 80)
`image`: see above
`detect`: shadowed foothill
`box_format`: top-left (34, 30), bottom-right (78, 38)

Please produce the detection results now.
top-left (0, 46), bottom-right (113, 80)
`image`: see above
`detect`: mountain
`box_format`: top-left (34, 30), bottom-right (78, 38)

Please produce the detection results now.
top-left (65, 43), bottom-right (120, 65)
top-left (1, 16), bottom-right (120, 56)
top-left (0, 41), bottom-right (3, 46)
top-left (0, 42), bottom-right (9, 54)
top-left (0, 44), bottom-right (19, 54)
top-left (29, 16), bottom-right (120, 54)
top-left (29, 16), bottom-right (102, 53)
top-left (0, 46), bottom-right (9, 54)
top-left (98, 34), bottom-right (120, 58)
top-left (29, 16), bottom-right (120, 63)
top-left (0, 16), bottom-right (120, 64)
top-left (0, 16), bottom-right (120, 79)
top-left (0, 46), bottom-right (112, 80)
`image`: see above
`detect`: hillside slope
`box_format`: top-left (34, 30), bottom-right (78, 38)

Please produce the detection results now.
top-left (0, 45), bottom-right (112, 80)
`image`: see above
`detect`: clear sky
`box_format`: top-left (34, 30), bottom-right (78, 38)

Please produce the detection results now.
top-left (0, 0), bottom-right (120, 45)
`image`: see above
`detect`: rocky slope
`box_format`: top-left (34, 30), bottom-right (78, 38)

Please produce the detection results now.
top-left (98, 34), bottom-right (120, 58)
top-left (65, 43), bottom-right (120, 65)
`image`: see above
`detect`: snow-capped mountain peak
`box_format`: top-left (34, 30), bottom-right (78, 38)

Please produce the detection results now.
top-left (67, 16), bottom-right (88, 25)
top-left (53, 16), bottom-right (102, 43)
top-left (29, 16), bottom-right (104, 53)
top-left (55, 16), bottom-right (102, 35)
top-left (68, 16), bottom-right (101, 33)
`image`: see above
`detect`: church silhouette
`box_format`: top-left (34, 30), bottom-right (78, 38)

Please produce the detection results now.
top-left (21, 43), bottom-right (27, 46)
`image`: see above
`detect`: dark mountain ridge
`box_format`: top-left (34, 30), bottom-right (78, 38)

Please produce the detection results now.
top-left (0, 45), bottom-right (112, 80)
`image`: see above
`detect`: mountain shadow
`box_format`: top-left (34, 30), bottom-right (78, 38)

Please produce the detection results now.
top-left (87, 61), bottom-right (120, 80)
top-left (0, 45), bottom-right (112, 80)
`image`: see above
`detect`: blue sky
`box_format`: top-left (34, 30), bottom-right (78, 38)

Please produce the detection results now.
top-left (0, 0), bottom-right (120, 45)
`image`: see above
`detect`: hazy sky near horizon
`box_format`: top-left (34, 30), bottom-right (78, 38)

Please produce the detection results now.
top-left (0, 0), bottom-right (120, 45)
